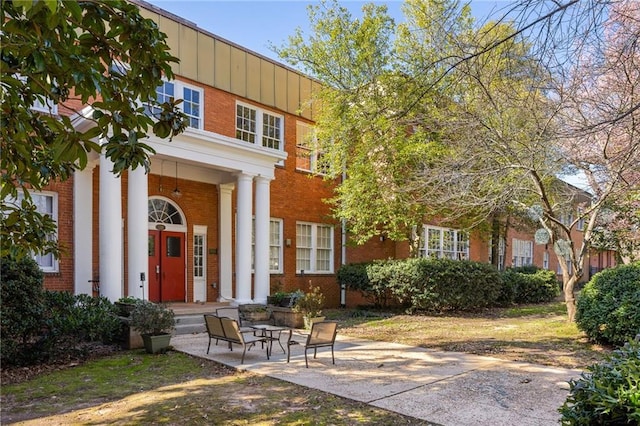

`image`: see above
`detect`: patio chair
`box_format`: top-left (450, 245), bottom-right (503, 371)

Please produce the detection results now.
top-left (216, 307), bottom-right (254, 332)
top-left (204, 314), bottom-right (227, 353)
top-left (219, 316), bottom-right (270, 364)
top-left (287, 321), bottom-right (338, 368)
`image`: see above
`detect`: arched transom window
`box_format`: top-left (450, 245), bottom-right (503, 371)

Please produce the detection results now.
top-left (148, 198), bottom-right (183, 225)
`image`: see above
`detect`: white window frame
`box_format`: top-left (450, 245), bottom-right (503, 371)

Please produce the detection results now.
top-left (16, 191), bottom-right (59, 272)
top-left (295, 222), bottom-right (334, 273)
top-left (193, 232), bottom-right (206, 279)
top-left (512, 238), bottom-right (533, 267)
top-left (17, 74), bottom-right (58, 114)
top-left (236, 101), bottom-right (284, 151)
top-left (32, 97), bottom-right (58, 115)
top-left (147, 80), bottom-right (203, 130)
top-left (295, 121), bottom-right (326, 175)
top-left (577, 208), bottom-right (585, 231)
top-left (418, 225), bottom-right (469, 260)
top-left (543, 251), bottom-right (550, 270)
top-left (557, 255), bottom-right (573, 275)
top-left (497, 237), bottom-right (505, 271)
top-left (251, 218), bottom-right (283, 273)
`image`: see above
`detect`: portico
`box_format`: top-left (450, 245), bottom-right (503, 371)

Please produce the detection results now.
top-left (75, 127), bottom-right (286, 305)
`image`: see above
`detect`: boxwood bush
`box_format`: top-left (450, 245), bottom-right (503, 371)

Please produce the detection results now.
top-left (500, 268), bottom-right (560, 305)
top-left (576, 262), bottom-right (640, 346)
top-left (364, 258), bottom-right (502, 312)
top-left (559, 339), bottom-right (640, 425)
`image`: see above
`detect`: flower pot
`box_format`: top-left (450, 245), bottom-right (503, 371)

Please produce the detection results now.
top-left (142, 333), bottom-right (172, 354)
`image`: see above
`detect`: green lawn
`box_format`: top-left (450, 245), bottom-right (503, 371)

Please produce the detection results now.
top-left (1, 302), bottom-right (606, 424)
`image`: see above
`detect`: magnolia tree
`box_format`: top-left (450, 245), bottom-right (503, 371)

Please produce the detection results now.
top-left (1, 1), bottom-right (187, 259)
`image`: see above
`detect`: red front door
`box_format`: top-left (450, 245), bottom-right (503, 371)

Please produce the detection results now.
top-left (148, 230), bottom-right (186, 302)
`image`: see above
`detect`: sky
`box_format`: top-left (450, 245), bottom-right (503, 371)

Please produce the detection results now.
top-left (145, 0), bottom-right (507, 64)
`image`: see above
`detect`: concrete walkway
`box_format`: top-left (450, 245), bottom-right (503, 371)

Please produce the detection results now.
top-left (172, 332), bottom-right (582, 426)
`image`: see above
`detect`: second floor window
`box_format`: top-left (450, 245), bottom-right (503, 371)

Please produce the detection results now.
top-left (146, 80), bottom-right (202, 129)
top-left (236, 102), bottom-right (283, 151)
top-left (296, 121), bottom-right (327, 174)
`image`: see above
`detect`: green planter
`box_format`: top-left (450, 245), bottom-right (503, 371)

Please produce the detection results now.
top-left (142, 333), bottom-right (172, 354)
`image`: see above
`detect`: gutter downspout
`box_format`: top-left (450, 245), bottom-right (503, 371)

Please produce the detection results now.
top-left (340, 170), bottom-right (347, 307)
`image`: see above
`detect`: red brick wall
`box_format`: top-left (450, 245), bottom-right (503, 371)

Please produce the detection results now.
top-left (41, 177), bottom-right (75, 292)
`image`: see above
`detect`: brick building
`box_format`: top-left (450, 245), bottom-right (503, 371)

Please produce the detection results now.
top-left (31, 1), bottom-right (615, 307)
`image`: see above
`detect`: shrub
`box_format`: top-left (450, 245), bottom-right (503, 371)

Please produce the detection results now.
top-left (510, 265), bottom-right (540, 274)
top-left (576, 262), bottom-right (640, 346)
top-left (293, 285), bottom-right (325, 318)
top-left (130, 300), bottom-right (175, 335)
top-left (338, 262), bottom-right (387, 307)
top-left (44, 291), bottom-right (121, 342)
top-left (559, 339), bottom-right (640, 425)
top-left (0, 256), bottom-right (121, 366)
top-left (0, 256), bottom-right (46, 365)
top-left (501, 269), bottom-right (560, 305)
top-left (370, 258), bottom-right (503, 312)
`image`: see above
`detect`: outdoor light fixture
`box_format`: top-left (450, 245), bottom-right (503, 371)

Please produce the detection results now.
top-left (171, 161), bottom-right (182, 198)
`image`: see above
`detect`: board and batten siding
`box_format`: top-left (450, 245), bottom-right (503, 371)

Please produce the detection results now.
top-left (137, 1), bottom-right (318, 121)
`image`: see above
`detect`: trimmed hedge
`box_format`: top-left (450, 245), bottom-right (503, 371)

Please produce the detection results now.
top-left (338, 258), bottom-right (503, 312)
top-left (576, 262), bottom-right (640, 346)
top-left (559, 339), bottom-right (640, 425)
top-left (500, 268), bottom-right (560, 305)
top-left (390, 258), bottom-right (503, 312)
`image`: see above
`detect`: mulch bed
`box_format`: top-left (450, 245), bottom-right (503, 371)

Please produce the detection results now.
top-left (1, 342), bottom-right (122, 385)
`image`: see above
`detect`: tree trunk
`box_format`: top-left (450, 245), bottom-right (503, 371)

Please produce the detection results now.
top-left (563, 274), bottom-right (579, 322)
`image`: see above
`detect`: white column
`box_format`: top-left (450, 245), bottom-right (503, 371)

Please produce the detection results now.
top-left (218, 183), bottom-right (234, 301)
top-left (73, 165), bottom-right (94, 295)
top-left (254, 175), bottom-right (272, 304)
top-left (127, 166), bottom-right (148, 300)
top-left (99, 153), bottom-right (123, 301)
top-left (235, 172), bottom-right (254, 304)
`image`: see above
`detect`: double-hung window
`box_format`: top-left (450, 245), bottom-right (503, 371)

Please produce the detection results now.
top-left (15, 191), bottom-right (58, 272)
top-left (512, 238), bottom-right (533, 267)
top-left (17, 74), bottom-right (58, 114)
top-left (296, 222), bottom-right (333, 273)
top-left (251, 218), bottom-right (283, 273)
top-left (418, 225), bottom-right (469, 260)
top-left (577, 208), bottom-right (585, 231)
top-left (543, 251), bottom-right (550, 270)
top-left (146, 80), bottom-right (203, 129)
top-left (557, 255), bottom-right (573, 275)
top-left (296, 121), bottom-right (327, 174)
top-left (236, 102), bottom-right (284, 151)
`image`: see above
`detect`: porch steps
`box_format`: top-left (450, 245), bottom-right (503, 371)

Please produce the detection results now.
top-left (173, 313), bottom-right (207, 335)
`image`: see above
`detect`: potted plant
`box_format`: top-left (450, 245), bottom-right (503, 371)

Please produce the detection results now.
top-left (115, 296), bottom-right (139, 317)
top-left (130, 300), bottom-right (175, 354)
top-left (292, 285), bottom-right (325, 329)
